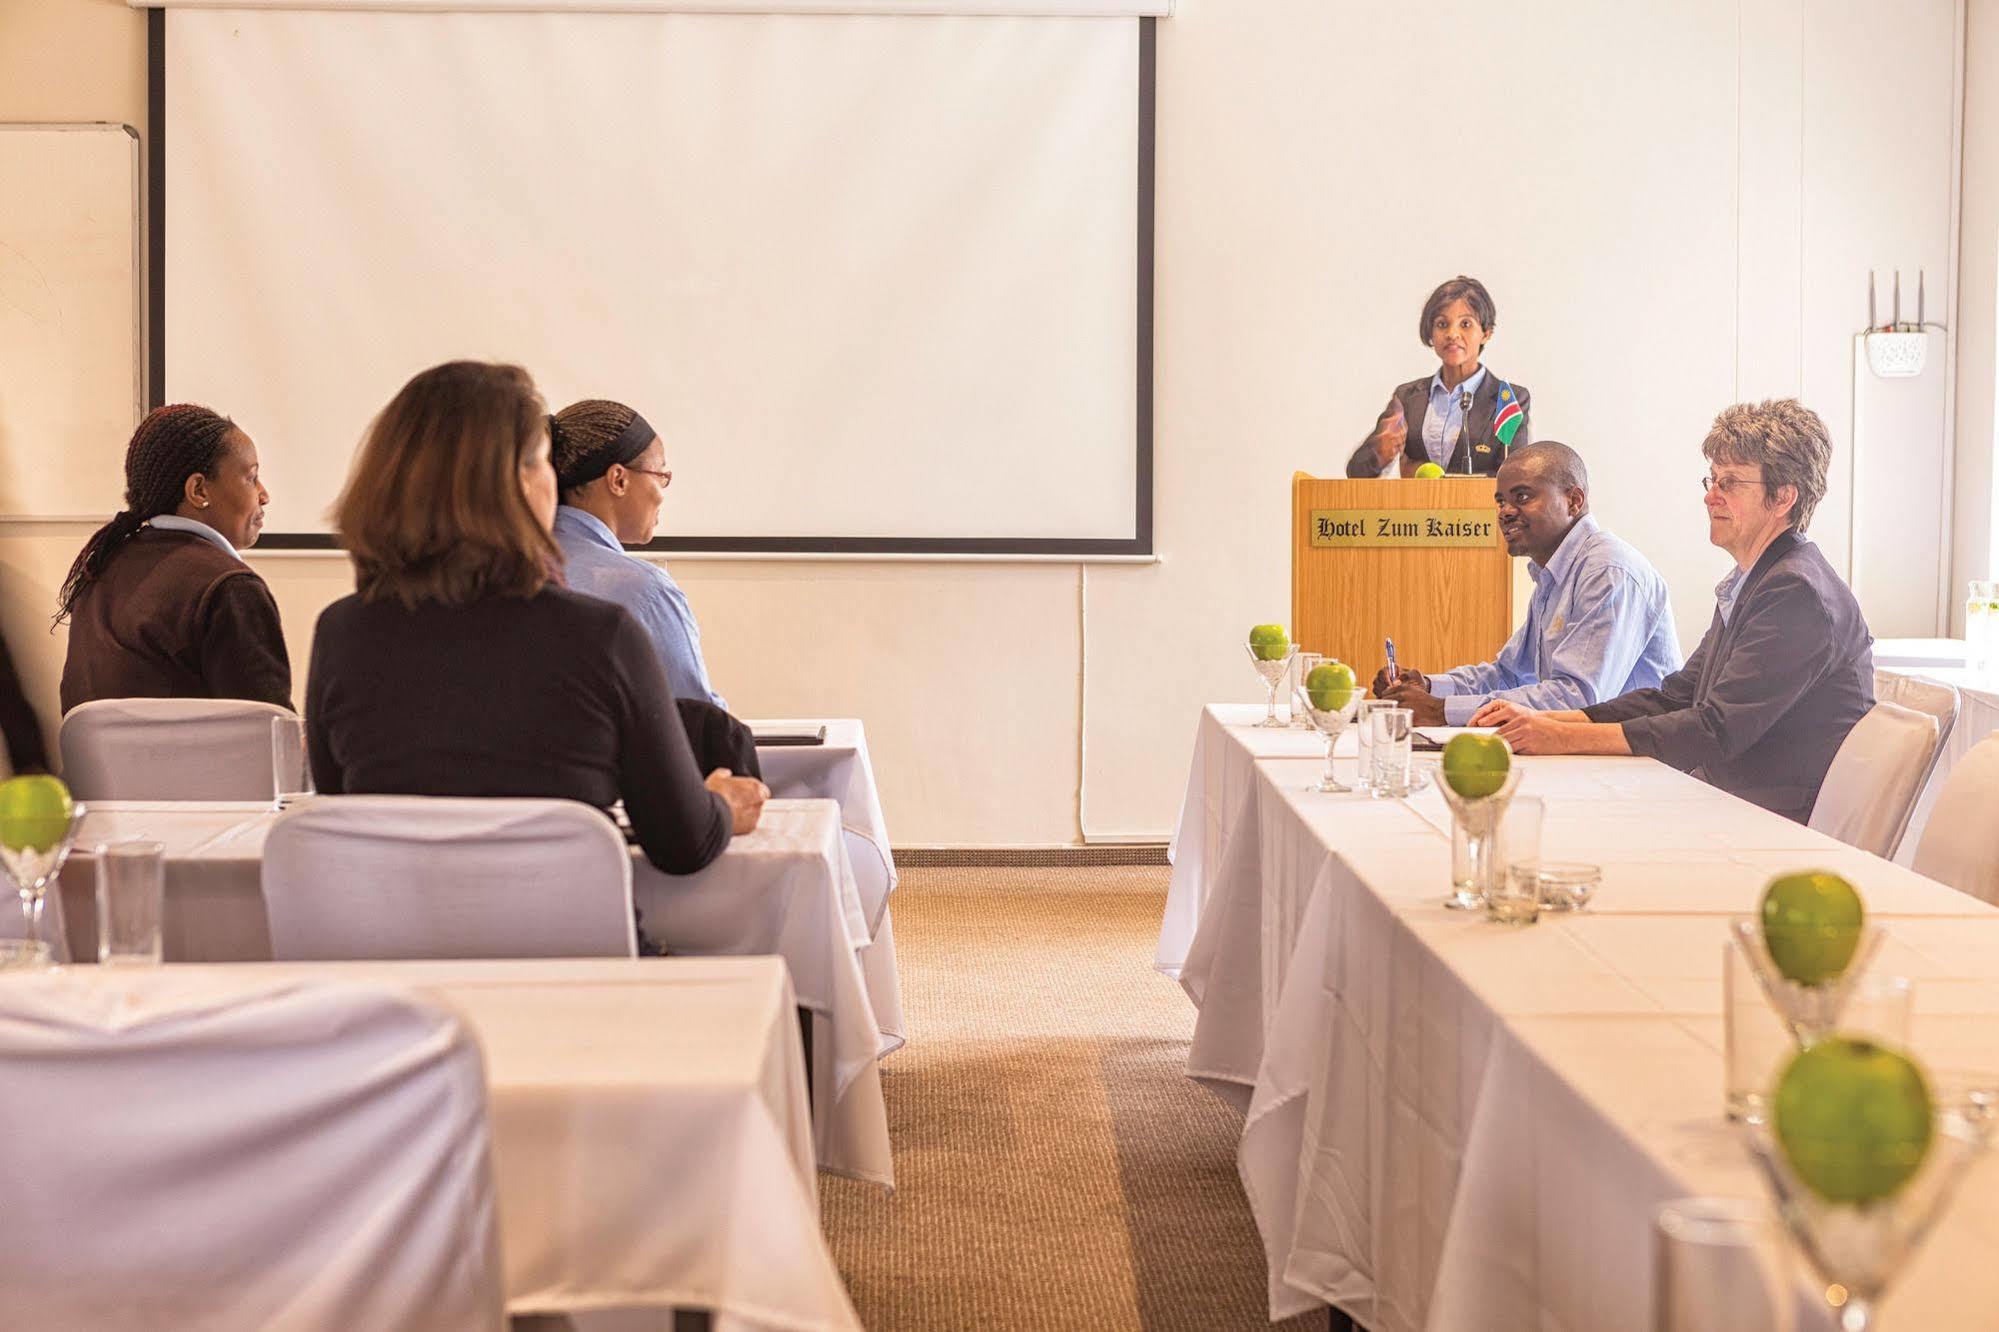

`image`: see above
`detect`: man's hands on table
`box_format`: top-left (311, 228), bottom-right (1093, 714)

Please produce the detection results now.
top-left (1467, 699), bottom-right (1629, 756)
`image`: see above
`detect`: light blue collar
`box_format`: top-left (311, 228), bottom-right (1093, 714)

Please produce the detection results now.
top-left (149, 514), bottom-right (237, 558)
top-left (554, 505), bottom-right (623, 552)
top-left (1429, 365), bottom-right (1488, 404)
top-left (1528, 514), bottom-right (1598, 585)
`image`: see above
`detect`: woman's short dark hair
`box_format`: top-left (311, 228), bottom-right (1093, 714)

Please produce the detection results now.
top-left (332, 361), bottom-right (559, 609)
top-left (56, 404), bottom-right (240, 624)
top-left (552, 399), bottom-right (641, 500)
top-left (1418, 276), bottom-right (1497, 347)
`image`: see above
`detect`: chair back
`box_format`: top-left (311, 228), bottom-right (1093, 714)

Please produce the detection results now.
top-left (0, 971), bottom-right (503, 1331)
top-left (1872, 670), bottom-right (1960, 856)
top-left (263, 795), bottom-right (637, 959)
top-left (1913, 733), bottom-right (1999, 905)
top-left (59, 697), bottom-right (298, 801)
top-left (1807, 700), bottom-right (1940, 857)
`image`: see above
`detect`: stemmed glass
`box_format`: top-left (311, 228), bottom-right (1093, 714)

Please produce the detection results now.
top-left (1435, 763), bottom-right (1523, 911)
top-left (0, 804), bottom-right (87, 956)
top-left (1744, 1102), bottom-right (1987, 1331)
top-left (1292, 680), bottom-right (1363, 792)
top-left (1245, 639), bottom-right (1297, 729)
top-left (1728, 918), bottom-right (1887, 1045)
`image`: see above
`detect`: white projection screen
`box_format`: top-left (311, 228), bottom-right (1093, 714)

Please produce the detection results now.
top-left (158, 6), bottom-right (1152, 554)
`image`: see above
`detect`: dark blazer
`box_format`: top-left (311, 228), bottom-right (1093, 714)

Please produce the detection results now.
top-left (60, 529), bottom-right (292, 714)
top-left (1582, 530), bottom-right (1873, 823)
top-left (1346, 373), bottom-right (1533, 477)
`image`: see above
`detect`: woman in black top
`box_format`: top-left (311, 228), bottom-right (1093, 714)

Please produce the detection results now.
top-left (307, 361), bottom-right (766, 876)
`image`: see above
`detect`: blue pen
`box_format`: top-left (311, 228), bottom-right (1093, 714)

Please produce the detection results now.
top-left (1385, 637), bottom-right (1399, 681)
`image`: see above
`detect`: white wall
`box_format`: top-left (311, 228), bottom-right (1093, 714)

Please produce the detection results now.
top-left (0, 0), bottom-right (1979, 843)
top-left (1956, 0), bottom-right (1999, 621)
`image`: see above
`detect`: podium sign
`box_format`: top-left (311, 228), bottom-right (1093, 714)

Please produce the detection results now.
top-left (1292, 474), bottom-right (1512, 679)
top-left (1308, 509), bottom-right (1497, 548)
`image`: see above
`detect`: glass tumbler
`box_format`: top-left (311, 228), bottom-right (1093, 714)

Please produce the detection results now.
top-left (1369, 707), bottom-right (1414, 797)
top-left (95, 839), bottom-right (164, 967)
top-left (1654, 1197), bottom-right (1795, 1332)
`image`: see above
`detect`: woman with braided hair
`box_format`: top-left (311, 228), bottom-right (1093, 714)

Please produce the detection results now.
top-left (57, 404), bottom-right (290, 712)
top-left (307, 362), bottom-right (766, 891)
top-left (549, 398), bottom-right (760, 780)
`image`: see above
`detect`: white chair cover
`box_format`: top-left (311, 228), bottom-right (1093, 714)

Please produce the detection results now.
top-left (0, 971), bottom-right (502, 1331)
top-left (1873, 671), bottom-right (1960, 856)
top-left (58, 697), bottom-right (298, 801)
top-left (1807, 700), bottom-right (1939, 856)
top-left (1913, 733), bottom-right (1999, 905)
top-left (263, 795), bottom-right (638, 960)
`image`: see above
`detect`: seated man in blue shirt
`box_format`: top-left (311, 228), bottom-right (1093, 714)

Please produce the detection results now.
top-left (1373, 441), bottom-right (1682, 725)
top-left (548, 398), bottom-right (759, 778)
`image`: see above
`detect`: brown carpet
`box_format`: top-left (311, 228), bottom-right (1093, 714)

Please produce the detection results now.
top-left (820, 866), bottom-right (1326, 1331)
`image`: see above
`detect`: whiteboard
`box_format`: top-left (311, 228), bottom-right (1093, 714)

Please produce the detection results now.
top-left (161, 10), bottom-right (1149, 554)
top-left (0, 124), bottom-right (143, 521)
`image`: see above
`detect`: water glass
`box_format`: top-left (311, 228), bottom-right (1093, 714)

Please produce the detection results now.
top-left (1290, 653), bottom-right (1322, 729)
top-left (272, 715), bottom-right (313, 809)
top-left (1653, 1197), bottom-right (1795, 1332)
top-left (1724, 937), bottom-right (1913, 1122)
top-left (1354, 699), bottom-right (1395, 794)
top-left (1485, 797), bottom-right (1544, 925)
top-left (1968, 580), bottom-right (1998, 673)
top-left (95, 839), bottom-right (164, 967)
top-left (1369, 707), bottom-right (1414, 797)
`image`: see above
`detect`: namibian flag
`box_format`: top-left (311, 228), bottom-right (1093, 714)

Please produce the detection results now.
top-left (1492, 381), bottom-right (1525, 448)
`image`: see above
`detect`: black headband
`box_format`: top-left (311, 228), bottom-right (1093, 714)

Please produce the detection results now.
top-left (554, 410), bottom-right (657, 490)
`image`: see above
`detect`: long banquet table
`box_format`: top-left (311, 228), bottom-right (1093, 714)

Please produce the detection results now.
top-left (1162, 703), bottom-right (1999, 1330)
top-left (5, 957), bottom-right (861, 1330)
top-left (45, 797), bottom-right (898, 1187)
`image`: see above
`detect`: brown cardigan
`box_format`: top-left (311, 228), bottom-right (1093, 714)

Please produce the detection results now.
top-left (59, 528), bottom-right (292, 713)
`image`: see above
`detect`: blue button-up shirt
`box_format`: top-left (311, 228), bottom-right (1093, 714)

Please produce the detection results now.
top-left (552, 506), bottom-right (725, 709)
top-left (1423, 365), bottom-right (1488, 465)
top-left (1428, 514), bottom-right (1683, 723)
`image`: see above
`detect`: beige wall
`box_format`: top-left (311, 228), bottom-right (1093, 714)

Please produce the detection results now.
top-left (0, 0), bottom-right (1986, 843)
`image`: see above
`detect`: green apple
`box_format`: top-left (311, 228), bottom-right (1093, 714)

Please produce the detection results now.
top-left (1305, 661), bottom-right (1356, 711)
top-left (1761, 871), bottom-right (1864, 986)
top-left (1248, 624), bottom-right (1291, 661)
top-left (1774, 1038), bottom-right (1933, 1204)
top-left (0, 775), bottom-right (73, 853)
top-left (1441, 733), bottom-right (1510, 799)
top-left (1413, 462), bottom-right (1446, 479)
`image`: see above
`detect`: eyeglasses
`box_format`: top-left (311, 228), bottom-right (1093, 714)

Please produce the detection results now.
top-left (1701, 474), bottom-right (1766, 497)
top-left (620, 465), bottom-right (672, 488)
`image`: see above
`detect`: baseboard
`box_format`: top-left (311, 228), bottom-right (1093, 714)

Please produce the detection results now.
top-left (894, 844), bottom-right (1169, 867)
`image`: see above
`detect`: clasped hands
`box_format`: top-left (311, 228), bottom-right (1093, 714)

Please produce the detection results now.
top-left (1365, 667), bottom-right (1592, 754)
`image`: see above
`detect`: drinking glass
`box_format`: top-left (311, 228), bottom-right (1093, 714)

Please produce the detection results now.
top-left (1245, 639), bottom-right (1298, 729)
top-left (1290, 652), bottom-right (1322, 729)
top-left (1369, 707), bottom-right (1414, 797)
top-left (1353, 699), bottom-right (1396, 795)
top-left (1966, 581), bottom-right (1998, 673)
top-left (1725, 936), bottom-right (1912, 1123)
top-left (95, 839), bottom-right (164, 967)
top-left (1653, 1197), bottom-right (1796, 1332)
top-left (1292, 674), bottom-right (1362, 793)
top-left (1727, 918), bottom-right (1888, 1046)
top-left (0, 803), bottom-right (87, 955)
top-left (272, 715), bottom-right (314, 809)
top-left (1485, 796), bottom-right (1544, 925)
top-left (1439, 761), bottom-right (1523, 911)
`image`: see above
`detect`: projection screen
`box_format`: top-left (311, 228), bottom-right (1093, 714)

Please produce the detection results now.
top-left (159, 7), bottom-right (1151, 554)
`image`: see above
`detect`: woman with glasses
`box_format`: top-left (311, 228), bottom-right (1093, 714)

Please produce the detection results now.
top-left (307, 363), bottom-right (767, 884)
top-left (1471, 399), bottom-right (1874, 823)
top-left (547, 399), bottom-right (759, 779)
top-left (1345, 275), bottom-right (1533, 477)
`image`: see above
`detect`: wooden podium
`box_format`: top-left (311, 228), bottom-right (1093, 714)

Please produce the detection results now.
top-left (1291, 474), bottom-right (1513, 680)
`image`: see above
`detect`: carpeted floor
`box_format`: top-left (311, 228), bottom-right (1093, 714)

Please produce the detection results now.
top-left (820, 865), bottom-right (1327, 1331)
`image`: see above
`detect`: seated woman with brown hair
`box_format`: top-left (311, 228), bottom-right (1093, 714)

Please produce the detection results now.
top-left (306, 361), bottom-right (766, 878)
top-left (57, 404), bottom-right (290, 712)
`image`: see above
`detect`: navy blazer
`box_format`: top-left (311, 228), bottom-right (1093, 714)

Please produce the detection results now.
top-left (1346, 372), bottom-right (1533, 477)
top-left (1583, 530), bottom-right (1874, 823)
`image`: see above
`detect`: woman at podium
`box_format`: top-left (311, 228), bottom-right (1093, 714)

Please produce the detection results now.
top-left (1345, 275), bottom-right (1532, 477)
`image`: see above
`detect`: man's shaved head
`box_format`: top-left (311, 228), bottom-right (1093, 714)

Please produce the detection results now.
top-left (1499, 440), bottom-right (1588, 499)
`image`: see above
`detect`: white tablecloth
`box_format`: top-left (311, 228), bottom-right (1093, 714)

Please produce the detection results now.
top-left (1166, 707), bottom-right (1999, 1329)
top-left (12, 958), bottom-right (859, 1331)
top-left (45, 799), bottom-right (897, 1187)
